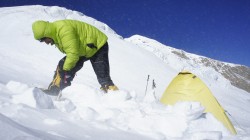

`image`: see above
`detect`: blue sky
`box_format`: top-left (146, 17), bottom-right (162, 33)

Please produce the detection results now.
top-left (1, 0), bottom-right (250, 67)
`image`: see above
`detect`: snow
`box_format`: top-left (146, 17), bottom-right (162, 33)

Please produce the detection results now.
top-left (0, 5), bottom-right (250, 140)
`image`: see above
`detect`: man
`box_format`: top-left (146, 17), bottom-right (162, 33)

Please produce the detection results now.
top-left (32, 19), bottom-right (118, 95)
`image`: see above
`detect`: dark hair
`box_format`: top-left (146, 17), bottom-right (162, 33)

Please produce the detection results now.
top-left (39, 37), bottom-right (46, 42)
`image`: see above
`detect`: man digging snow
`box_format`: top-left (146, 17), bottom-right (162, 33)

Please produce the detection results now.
top-left (32, 19), bottom-right (118, 95)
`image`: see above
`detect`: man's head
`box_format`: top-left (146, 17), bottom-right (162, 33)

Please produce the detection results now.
top-left (32, 20), bottom-right (55, 45)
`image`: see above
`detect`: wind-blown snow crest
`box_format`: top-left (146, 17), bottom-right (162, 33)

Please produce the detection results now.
top-left (0, 5), bottom-right (250, 140)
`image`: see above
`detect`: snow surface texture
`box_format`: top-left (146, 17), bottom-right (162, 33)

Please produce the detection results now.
top-left (0, 5), bottom-right (250, 140)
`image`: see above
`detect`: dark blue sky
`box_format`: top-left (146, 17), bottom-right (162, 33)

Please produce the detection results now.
top-left (1, 0), bottom-right (250, 67)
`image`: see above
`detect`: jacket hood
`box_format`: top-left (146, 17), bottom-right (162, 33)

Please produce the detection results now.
top-left (32, 20), bottom-right (56, 41)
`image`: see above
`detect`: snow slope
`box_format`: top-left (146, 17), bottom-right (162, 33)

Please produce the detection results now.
top-left (0, 5), bottom-right (250, 140)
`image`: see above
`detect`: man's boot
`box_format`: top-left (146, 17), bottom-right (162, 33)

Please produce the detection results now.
top-left (100, 84), bottom-right (119, 93)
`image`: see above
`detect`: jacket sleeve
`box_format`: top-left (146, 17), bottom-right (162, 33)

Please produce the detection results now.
top-left (59, 26), bottom-right (80, 71)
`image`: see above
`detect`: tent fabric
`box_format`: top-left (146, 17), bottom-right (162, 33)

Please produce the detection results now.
top-left (160, 71), bottom-right (237, 135)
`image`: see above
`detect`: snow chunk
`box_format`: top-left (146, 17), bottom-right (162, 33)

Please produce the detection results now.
top-left (100, 90), bottom-right (132, 105)
top-left (9, 82), bottom-right (36, 108)
top-left (172, 102), bottom-right (205, 121)
top-left (32, 88), bottom-right (54, 109)
top-left (6, 81), bottom-right (29, 95)
top-left (54, 98), bottom-right (76, 113)
top-left (9, 83), bottom-right (55, 109)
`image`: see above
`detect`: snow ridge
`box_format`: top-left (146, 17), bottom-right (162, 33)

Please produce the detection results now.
top-left (125, 35), bottom-right (250, 93)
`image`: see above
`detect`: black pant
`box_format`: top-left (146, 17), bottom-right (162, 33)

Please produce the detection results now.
top-left (57, 42), bottom-right (114, 87)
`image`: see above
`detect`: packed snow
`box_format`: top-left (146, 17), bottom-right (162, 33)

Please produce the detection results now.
top-left (0, 5), bottom-right (250, 140)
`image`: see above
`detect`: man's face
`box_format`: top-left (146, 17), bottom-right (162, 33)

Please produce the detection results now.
top-left (40, 37), bottom-right (54, 45)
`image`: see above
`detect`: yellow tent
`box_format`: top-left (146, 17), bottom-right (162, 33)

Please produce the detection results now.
top-left (160, 71), bottom-right (237, 135)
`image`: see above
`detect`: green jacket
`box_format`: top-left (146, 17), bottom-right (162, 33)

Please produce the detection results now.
top-left (32, 19), bottom-right (108, 71)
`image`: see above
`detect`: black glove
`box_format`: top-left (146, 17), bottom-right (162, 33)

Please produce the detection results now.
top-left (59, 70), bottom-right (72, 90)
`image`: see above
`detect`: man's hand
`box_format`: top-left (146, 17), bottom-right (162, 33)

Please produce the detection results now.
top-left (59, 70), bottom-right (72, 89)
